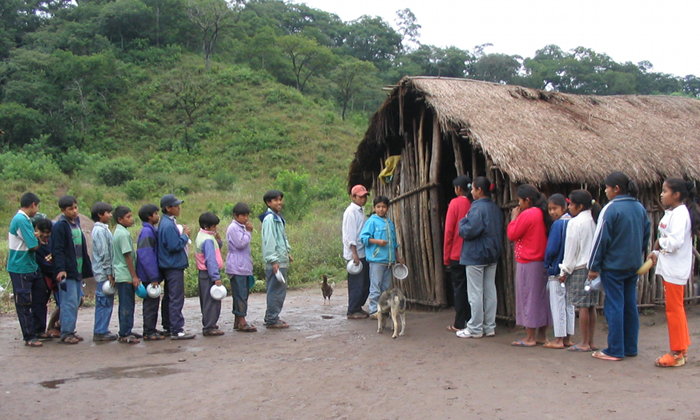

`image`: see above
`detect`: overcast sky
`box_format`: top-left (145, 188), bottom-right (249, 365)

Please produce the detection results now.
top-left (292, 0), bottom-right (699, 77)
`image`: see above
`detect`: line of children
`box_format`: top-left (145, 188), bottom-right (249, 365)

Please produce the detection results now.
top-left (195, 212), bottom-right (225, 336)
top-left (226, 203), bottom-right (257, 332)
top-left (260, 190), bottom-right (292, 328)
top-left (112, 206), bottom-right (141, 344)
top-left (91, 202), bottom-right (117, 342)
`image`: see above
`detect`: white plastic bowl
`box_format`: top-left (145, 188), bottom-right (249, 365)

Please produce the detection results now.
top-left (101, 281), bottom-right (116, 295)
top-left (210, 284), bottom-right (227, 300)
top-left (275, 270), bottom-right (286, 284)
top-left (392, 263), bottom-right (409, 280)
top-left (146, 283), bottom-right (161, 298)
top-left (346, 260), bottom-right (363, 275)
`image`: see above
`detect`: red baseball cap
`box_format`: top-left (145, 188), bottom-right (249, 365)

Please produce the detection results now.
top-left (351, 185), bottom-right (369, 196)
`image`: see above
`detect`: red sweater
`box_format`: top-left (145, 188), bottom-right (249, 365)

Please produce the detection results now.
top-left (507, 207), bottom-right (547, 263)
top-left (443, 196), bottom-right (471, 265)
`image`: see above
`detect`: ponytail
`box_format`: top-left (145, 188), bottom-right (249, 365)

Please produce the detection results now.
top-left (605, 171), bottom-right (639, 198)
top-left (473, 176), bottom-right (495, 197)
top-left (665, 178), bottom-right (700, 236)
top-left (517, 184), bottom-right (552, 231)
top-left (569, 189), bottom-right (602, 223)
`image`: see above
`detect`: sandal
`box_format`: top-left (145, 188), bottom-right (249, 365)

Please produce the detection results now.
top-left (46, 329), bottom-right (61, 338)
top-left (143, 333), bottom-right (166, 341)
top-left (118, 335), bottom-right (140, 344)
top-left (73, 334), bottom-right (84, 342)
top-left (203, 329), bottom-right (225, 336)
top-left (446, 325), bottom-right (460, 332)
top-left (60, 335), bottom-right (80, 345)
top-left (567, 344), bottom-right (591, 352)
top-left (25, 339), bottom-right (43, 347)
top-left (542, 341), bottom-right (565, 349)
top-left (655, 352), bottom-right (686, 367)
top-left (592, 350), bottom-right (622, 361)
top-left (36, 332), bottom-right (52, 341)
top-left (511, 339), bottom-right (536, 347)
top-left (265, 321), bottom-right (289, 329)
top-left (237, 324), bottom-right (257, 333)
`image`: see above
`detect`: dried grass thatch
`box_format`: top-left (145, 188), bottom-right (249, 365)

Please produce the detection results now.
top-left (350, 76), bottom-right (700, 188)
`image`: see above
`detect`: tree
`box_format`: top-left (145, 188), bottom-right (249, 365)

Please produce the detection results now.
top-left (469, 53), bottom-right (522, 84)
top-left (683, 75), bottom-right (700, 97)
top-left (342, 15), bottom-right (402, 70)
top-left (395, 8), bottom-right (420, 52)
top-left (187, 0), bottom-right (244, 69)
top-left (278, 34), bottom-right (335, 92)
top-left (98, 0), bottom-right (151, 49)
top-left (331, 58), bottom-right (376, 119)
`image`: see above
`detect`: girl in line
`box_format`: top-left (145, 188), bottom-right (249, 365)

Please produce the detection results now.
top-left (507, 184), bottom-right (551, 347)
top-left (588, 172), bottom-right (650, 361)
top-left (559, 190), bottom-right (600, 352)
top-left (543, 194), bottom-right (573, 349)
top-left (649, 179), bottom-right (698, 367)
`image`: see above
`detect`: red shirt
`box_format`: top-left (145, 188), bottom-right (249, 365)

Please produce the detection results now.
top-left (443, 196), bottom-right (471, 265)
top-left (507, 207), bottom-right (547, 263)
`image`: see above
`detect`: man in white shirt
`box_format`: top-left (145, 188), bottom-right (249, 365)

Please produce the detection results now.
top-left (342, 185), bottom-right (370, 319)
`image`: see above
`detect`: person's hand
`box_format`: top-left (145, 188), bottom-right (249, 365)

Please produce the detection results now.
top-left (57, 271), bottom-right (67, 282)
top-left (215, 280), bottom-right (222, 287)
top-left (511, 206), bottom-right (521, 218)
top-left (587, 270), bottom-right (599, 281)
top-left (559, 274), bottom-right (567, 283)
top-left (45, 253), bottom-right (53, 263)
top-left (214, 231), bottom-right (221, 241)
top-left (288, 255), bottom-right (293, 263)
top-left (648, 253), bottom-right (658, 267)
top-left (245, 221), bottom-right (254, 232)
top-left (376, 239), bottom-right (388, 247)
top-left (272, 262), bottom-right (279, 274)
top-left (183, 225), bottom-right (191, 236)
top-left (132, 276), bottom-right (140, 288)
top-left (353, 256), bottom-right (360, 265)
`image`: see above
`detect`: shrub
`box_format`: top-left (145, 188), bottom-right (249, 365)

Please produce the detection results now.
top-left (212, 170), bottom-right (236, 191)
top-left (0, 151), bottom-right (61, 182)
top-left (124, 179), bottom-right (153, 200)
top-left (97, 157), bottom-right (138, 186)
top-left (274, 170), bottom-right (310, 221)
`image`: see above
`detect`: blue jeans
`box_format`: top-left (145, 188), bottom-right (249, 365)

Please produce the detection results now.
top-left (347, 257), bottom-right (370, 315)
top-left (93, 280), bottom-right (115, 335)
top-left (116, 283), bottom-right (135, 337)
top-left (9, 271), bottom-right (46, 341)
top-left (230, 275), bottom-right (251, 317)
top-left (59, 278), bottom-right (82, 338)
top-left (601, 270), bottom-right (639, 358)
top-left (264, 267), bottom-right (287, 325)
top-left (368, 263), bottom-right (392, 314)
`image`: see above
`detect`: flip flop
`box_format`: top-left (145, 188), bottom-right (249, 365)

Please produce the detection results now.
top-left (511, 339), bottom-right (536, 347)
top-left (542, 341), bottom-right (565, 349)
top-left (567, 344), bottom-right (591, 352)
top-left (592, 350), bottom-right (622, 361)
top-left (237, 324), bottom-right (257, 333)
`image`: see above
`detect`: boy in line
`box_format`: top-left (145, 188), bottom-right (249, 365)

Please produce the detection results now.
top-left (259, 190), bottom-right (292, 329)
top-left (136, 204), bottom-right (168, 341)
top-left (226, 202), bottom-right (257, 332)
top-left (112, 206), bottom-right (141, 344)
top-left (52, 195), bottom-right (93, 344)
top-left (157, 194), bottom-right (195, 340)
top-left (33, 217), bottom-right (59, 338)
top-left (91, 202), bottom-right (118, 342)
top-left (195, 212), bottom-right (225, 336)
top-left (7, 192), bottom-right (46, 347)
top-left (342, 185), bottom-right (370, 319)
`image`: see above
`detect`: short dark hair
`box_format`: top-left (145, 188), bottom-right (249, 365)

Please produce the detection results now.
top-left (58, 195), bottom-right (77, 210)
top-left (263, 190), bottom-right (284, 205)
top-left (20, 192), bottom-right (40, 208)
top-left (199, 212), bottom-right (220, 229)
top-left (233, 202), bottom-right (251, 216)
top-left (114, 205), bottom-right (131, 221)
top-left (547, 193), bottom-right (567, 209)
top-left (452, 175), bottom-right (471, 191)
top-left (90, 202), bottom-right (113, 222)
top-left (373, 195), bottom-right (390, 207)
top-left (138, 204), bottom-right (159, 222)
top-left (33, 218), bottom-right (52, 233)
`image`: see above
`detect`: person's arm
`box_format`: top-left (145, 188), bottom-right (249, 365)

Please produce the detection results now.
top-left (559, 221), bottom-right (580, 277)
top-left (161, 221), bottom-right (189, 253)
top-left (136, 231), bottom-right (160, 283)
top-left (544, 221), bottom-right (562, 269)
top-left (51, 223), bottom-right (68, 281)
top-left (229, 224), bottom-right (251, 250)
top-left (202, 239), bottom-right (221, 285)
top-left (658, 211), bottom-right (687, 254)
top-left (261, 216), bottom-right (280, 270)
top-left (642, 207), bottom-right (651, 257)
top-left (359, 218), bottom-right (374, 247)
top-left (93, 230), bottom-right (113, 277)
top-left (342, 210), bottom-right (361, 264)
top-left (119, 234), bottom-right (139, 287)
top-left (506, 209), bottom-right (531, 242)
top-left (19, 218), bottom-right (39, 251)
top-left (442, 202), bottom-right (458, 266)
top-left (588, 209), bottom-right (613, 277)
top-left (459, 205), bottom-right (485, 240)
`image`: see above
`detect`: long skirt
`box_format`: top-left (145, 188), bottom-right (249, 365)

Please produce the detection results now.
top-left (515, 261), bottom-right (551, 328)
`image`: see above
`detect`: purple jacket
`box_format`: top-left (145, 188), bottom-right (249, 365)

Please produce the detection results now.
top-left (137, 222), bottom-right (161, 283)
top-left (226, 220), bottom-right (253, 276)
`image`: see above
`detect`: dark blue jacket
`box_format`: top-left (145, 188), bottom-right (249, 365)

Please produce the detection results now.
top-left (157, 214), bottom-right (190, 270)
top-left (137, 222), bottom-right (162, 283)
top-left (35, 241), bottom-right (55, 279)
top-left (50, 215), bottom-right (93, 280)
top-left (544, 218), bottom-right (569, 276)
top-left (458, 198), bottom-right (504, 265)
top-left (588, 195), bottom-right (650, 273)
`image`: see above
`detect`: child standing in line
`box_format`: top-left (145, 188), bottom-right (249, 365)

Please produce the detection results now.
top-left (507, 185), bottom-right (550, 347)
top-left (52, 195), bottom-right (93, 345)
top-left (33, 218), bottom-right (59, 338)
top-left (543, 194), bottom-right (573, 349)
top-left (112, 206), bottom-right (141, 344)
top-left (226, 202), bottom-right (257, 332)
top-left (259, 190), bottom-right (292, 329)
top-left (158, 194), bottom-right (195, 340)
top-left (195, 212), bottom-right (225, 336)
top-left (360, 195), bottom-right (401, 318)
top-left (91, 202), bottom-right (118, 342)
top-left (649, 179), bottom-right (698, 367)
top-left (560, 190), bottom-right (600, 352)
top-left (136, 204), bottom-right (168, 341)
top-left (7, 192), bottom-right (46, 347)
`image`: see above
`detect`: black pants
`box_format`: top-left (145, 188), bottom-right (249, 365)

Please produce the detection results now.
top-left (347, 258), bottom-right (370, 315)
top-left (163, 269), bottom-right (185, 334)
top-left (448, 261), bottom-right (470, 329)
top-left (142, 282), bottom-right (167, 335)
top-left (10, 271), bottom-right (49, 341)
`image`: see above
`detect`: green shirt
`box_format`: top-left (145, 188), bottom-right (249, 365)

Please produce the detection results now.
top-left (112, 224), bottom-right (134, 283)
top-left (7, 210), bottom-right (39, 274)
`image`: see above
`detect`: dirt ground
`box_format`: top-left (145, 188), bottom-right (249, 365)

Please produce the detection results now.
top-left (1, 283), bottom-right (699, 420)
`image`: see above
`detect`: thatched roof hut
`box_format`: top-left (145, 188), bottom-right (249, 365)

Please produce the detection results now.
top-left (349, 76), bottom-right (700, 318)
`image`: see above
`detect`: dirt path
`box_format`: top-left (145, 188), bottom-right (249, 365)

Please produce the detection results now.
top-left (1, 283), bottom-right (699, 419)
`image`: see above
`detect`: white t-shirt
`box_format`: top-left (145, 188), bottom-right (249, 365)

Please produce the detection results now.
top-left (656, 205), bottom-right (693, 285)
top-left (342, 202), bottom-right (366, 260)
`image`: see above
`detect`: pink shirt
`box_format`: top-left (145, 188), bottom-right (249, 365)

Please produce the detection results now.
top-left (507, 207), bottom-right (547, 263)
top-left (443, 196), bottom-right (471, 265)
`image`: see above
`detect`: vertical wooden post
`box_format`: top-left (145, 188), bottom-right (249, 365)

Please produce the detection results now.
top-left (429, 116), bottom-right (445, 305)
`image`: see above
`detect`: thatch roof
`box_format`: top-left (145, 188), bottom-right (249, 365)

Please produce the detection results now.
top-left (351, 76), bottom-right (700, 187)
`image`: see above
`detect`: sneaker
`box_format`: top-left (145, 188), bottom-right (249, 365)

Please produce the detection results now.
top-left (93, 333), bottom-right (118, 342)
top-left (347, 312), bottom-right (369, 320)
top-left (485, 331), bottom-right (496, 337)
top-left (456, 329), bottom-right (483, 339)
top-left (171, 331), bottom-right (196, 340)
top-left (655, 352), bottom-right (686, 367)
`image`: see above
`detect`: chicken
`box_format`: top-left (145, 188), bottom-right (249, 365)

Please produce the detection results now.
top-left (321, 275), bottom-right (334, 304)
